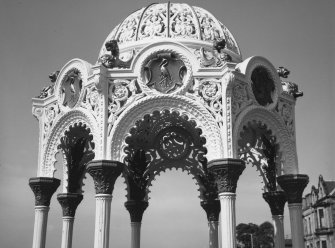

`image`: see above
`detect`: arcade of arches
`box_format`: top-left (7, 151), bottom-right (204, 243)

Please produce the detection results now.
top-left (29, 3), bottom-right (308, 248)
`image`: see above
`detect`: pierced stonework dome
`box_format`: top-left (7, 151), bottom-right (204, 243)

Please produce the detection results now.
top-left (98, 3), bottom-right (241, 62)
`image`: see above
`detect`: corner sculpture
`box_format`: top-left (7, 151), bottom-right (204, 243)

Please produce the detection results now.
top-left (99, 40), bottom-right (134, 69)
top-left (29, 3), bottom-right (308, 248)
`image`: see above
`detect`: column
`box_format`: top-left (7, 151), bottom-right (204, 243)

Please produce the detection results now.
top-left (87, 160), bottom-right (124, 248)
top-left (208, 158), bottom-right (245, 248)
top-left (277, 174), bottom-right (309, 248)
top-left (201, 200), bottom-right (220, 248)
top-left (263, 191), bottom-right (287, 248)
top-left (57, 193), bottom-right (83, 248)
top-left (29, 177), bottom-right (60, 248)
top-left (125, 200), bottom-right (149, 248)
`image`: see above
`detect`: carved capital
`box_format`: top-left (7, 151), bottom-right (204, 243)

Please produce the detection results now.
top-left (263, 191), bottom-right (287, 216)
top-left (87, 160), bottom-right (124, 194)
top-left (57, 193), bottom-right (83, 217)
top-left (124, 200), bottom-right (149, 223)
top-left (200, 200), bottom-right (220, 222)
top-left (208, 159), bottom-right (245, 193)
top-left (29, 177), bottom-right (61, 206)
top-left (277, 174), bottom-right (309, 204)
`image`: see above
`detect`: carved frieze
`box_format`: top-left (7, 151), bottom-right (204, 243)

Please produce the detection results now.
top-left (29, 177), bottom-right (61, 206)
top-left (57, 193), bottom-right (83, 217)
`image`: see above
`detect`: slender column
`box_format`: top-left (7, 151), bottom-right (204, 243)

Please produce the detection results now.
top-left (29, 177), bottom-right (60, 248)
top-left (263, 191), bottom-right (287, 248)
top-left (201, 200), bottom-right (220, 248)
top-left (277, 174), bottom-right (309, 248)
top-left (208, 159), bottom-right (245, 248)
top-left (125, 200), bottom-right (149, 248)
top-left (57, 193), bottom-right (83, 248)
top-left (87, 160), bottom-right (123, 248)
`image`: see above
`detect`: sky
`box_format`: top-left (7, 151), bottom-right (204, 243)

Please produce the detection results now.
top-left (0, 0), bottom-right (334, 248)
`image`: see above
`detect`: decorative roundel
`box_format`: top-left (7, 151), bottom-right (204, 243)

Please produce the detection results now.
top-left (250, 66), bottom-right (275, 106)
top-left (155, 126), bottom-right (192, 160)
top-left (58, 68), bottom-right (83, 109)
top-left (138, 49), bottom-right (192, 95)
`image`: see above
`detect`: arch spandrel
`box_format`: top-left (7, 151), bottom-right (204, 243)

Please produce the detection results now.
top-left (233, 106), bottom-right (298, 175)
top-left (40, 108), bottom-right (99, 177)
top-left (107, 95), bottom-right (224, 163)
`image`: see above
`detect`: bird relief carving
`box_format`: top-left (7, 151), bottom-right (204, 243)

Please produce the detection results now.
top-left (143, 53), bottom-right (187, 94)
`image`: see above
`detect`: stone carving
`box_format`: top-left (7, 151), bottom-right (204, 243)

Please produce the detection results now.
top-left (124, 200), bottom-right (149, 222)
top-left (138, 4), bottom-right (167, 40)
top-left (29, 177), bottom-right (61, 206)
top-left (57, 193), bottom-right (83, 217)
top-left (208, 159), bottom-right (245, 193)
top-left (195, 7), bottom-right (221, 41)
top-left (108, 79), bottom-right (144, 135)
top-left (36, 71), bottom-right (60, 99)
top-left (281, 81), bottom-right (303, 98)
top-left (124, 110), bottom-right (207, 179)
top-left (170, 4), bottom-right (197, 39)
top-left (195, 39), bottom-right (232, 68)
top-left (143, 53), bottom-right (186, 94)
top-left (231, 83), bottom-right (252, 119)
top-left (200, 200), bottom-right (220, 222)
top-left (263, 191), bottom-right (287, 216)
top-left (251, 67), bottom-right (275, 106)
top-left (276, 100), bottom-right (294, 136)
top-left (277, 66), bottom-right (290, 78)
top-left (82, 86), bottom-right (101, 118)
top-left (220, 23), bottom-right (239, 55)
top-left (43, 104), bottom-right (60, 140)
top-left (116, 10), bottom-right (141, 43)
top-left (60, 69), bottom-right (82, 108)
top-left (58, 124), bottom-right (95, 193)
top-left (125, 149), bottom-right (150, 201)
top-left (277, 174), bottom-right (309, 204)
top-left (99, 40), bottom-right (134, 69)
top-left (86, 160), bottom-right (124, 194)
top-left (238, 121), bottom-right (280, 191)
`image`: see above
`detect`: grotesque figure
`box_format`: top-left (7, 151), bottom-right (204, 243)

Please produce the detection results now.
top-left (213, 38), bottom-right (226, 53)
top-left (277, 66), bottom-right (290, 78)
top-left (99, 40), bottom-right (134, 69)
top-left (281, 81), bottom-right (303, 98)
top-left (37, 70), bottom-right (60, 99)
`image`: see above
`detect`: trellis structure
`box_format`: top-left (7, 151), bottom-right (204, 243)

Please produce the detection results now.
top-left (29, 3), bottom-right (308, 248)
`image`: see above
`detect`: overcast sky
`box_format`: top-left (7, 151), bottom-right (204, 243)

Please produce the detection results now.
top-left (0, 0), bottom-right (334, 248)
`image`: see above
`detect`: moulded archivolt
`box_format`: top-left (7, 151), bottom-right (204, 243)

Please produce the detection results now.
top-left (54, 59), bottom-right (92, 112)
top-left (40, 108), bottom-right (99, 177)
top-left (236, 56), bottom-right (282, 110)
top-left (107, 95), bottom-right (223, 163)
top-left (233, 106), bottom-right (298, 175)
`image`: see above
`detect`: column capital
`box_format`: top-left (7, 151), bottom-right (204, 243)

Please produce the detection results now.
top-left (208, 158), bottom-right (245, 193)
top-left (201, 200), bottom-right (220, 222)
top-left (125, 200), bottom-right (149, 223)
top-left (57, 193), bottom-right (83, 217)
top-left (29, 177), bottom-right (61, 206)
top-left (87, 160), bottom-right (124, 194)
top-left (263, 191), bottom-right (287, 216)
top-left (277, 174), bottom-right (309, 204)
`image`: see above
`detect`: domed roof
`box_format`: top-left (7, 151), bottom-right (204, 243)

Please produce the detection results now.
top-left (99, 3), bottom-right (241, 61)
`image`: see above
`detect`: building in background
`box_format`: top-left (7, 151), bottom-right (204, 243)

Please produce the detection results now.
top-left (303, 175), bottom-right (335, 248)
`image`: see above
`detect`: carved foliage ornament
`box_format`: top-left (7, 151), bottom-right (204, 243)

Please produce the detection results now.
top-left (231, 82), bottom-right (253, 120)
top-left (275, 99), bottom-right (294, 137)
top-left (57, 193), bottom-right (83, 217)
top-left (238, 121), bottom-right (280, 192)
top-left (108, 79), bottom-right (144, 135)
top-left (170, 3), bottom-right (198, 39)
top-left (58, 124), bottom-right (95, 193)
top-left (29, 177), bottom-right (61, 206)
top-left (43, 103), bottom-right (61, 141)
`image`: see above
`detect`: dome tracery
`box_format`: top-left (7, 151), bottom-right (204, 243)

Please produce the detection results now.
top-left (98, 3), bottom-right (241, 62)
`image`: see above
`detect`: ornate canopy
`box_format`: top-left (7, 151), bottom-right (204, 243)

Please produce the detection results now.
top-left (32, 2), bottom-right (302, 198)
